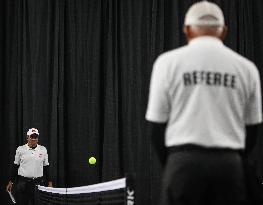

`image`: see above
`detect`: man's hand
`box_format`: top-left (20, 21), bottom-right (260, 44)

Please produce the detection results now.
top-left (48, 181), bottom-right (53, 187)
top-left (6, 181), bottom-right (13, 192)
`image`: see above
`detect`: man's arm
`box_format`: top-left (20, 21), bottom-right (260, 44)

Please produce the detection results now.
top-left (10, 164), bottom-right (19, 183)
top-left (148, 121), bottom-right (167, 167)
top-left (6, 164), bottom-right (19, 192)
top-left (244, 123), bottom-right (261, 157)
top-left (43, 165), bottom-right (53, 187)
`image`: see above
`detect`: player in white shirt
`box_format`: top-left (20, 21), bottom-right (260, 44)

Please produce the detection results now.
top-left (6, 128), bottom-right (53, 205)
top-left (145, 1), bottom-right (262, 205)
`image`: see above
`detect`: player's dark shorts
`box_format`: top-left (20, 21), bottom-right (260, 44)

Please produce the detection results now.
top-left (159, 144), bottom-right (248, 205)
top-left (14, 175), bottom-right (45, 205)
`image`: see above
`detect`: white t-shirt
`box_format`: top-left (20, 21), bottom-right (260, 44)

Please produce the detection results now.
top-left (14, 144), bottom-right (49, 178)
top-left (146, 36), bottom-right (262, 149)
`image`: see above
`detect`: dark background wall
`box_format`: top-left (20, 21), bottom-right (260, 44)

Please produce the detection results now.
top-left (1, 0), bottom-right (263, 204)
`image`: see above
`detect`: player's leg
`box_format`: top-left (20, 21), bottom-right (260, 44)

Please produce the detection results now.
top-left (210, 152), bottom-right (248, 205)
top-left (15, 187), bottom-right (30, 205)
top-left (159, 151), bottom-right (210, 205)
top-left (14, 177), bottom-right (31, 205)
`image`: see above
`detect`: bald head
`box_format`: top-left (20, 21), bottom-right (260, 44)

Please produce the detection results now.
top-left (183, 25), bottom-right (227, 42)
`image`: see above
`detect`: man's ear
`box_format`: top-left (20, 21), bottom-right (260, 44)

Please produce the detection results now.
top-left (183, 26), bottom-right (192, 42)
top-left (219, 26), bottom-right (228, 41)
top-left (183, 26), bottom-right (187, 35)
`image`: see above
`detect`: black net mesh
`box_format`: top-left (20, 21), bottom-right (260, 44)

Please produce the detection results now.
top-left (35, 177), bottom-right (135, 205)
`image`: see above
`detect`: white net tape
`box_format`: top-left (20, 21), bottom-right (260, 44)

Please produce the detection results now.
top-left (37, 178), bottom-right (126, 195)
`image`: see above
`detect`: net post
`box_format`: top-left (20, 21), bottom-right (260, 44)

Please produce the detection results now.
top-left (125, 173), bottom-right (135, 205)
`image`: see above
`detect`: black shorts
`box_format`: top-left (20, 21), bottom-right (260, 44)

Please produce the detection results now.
top-left (14, 176), bottom-right (45, 205)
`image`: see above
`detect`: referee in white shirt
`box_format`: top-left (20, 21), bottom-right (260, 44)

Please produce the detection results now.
top-left (146, 1), bottom-right (262, 205)
top-left (6, 128), bottom-right (53, 205)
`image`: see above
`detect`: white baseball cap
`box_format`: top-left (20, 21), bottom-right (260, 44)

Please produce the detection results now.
top-left (27, 128), bottom-right (39, 136)
top-left (184, 1), bottom-right (225, 26)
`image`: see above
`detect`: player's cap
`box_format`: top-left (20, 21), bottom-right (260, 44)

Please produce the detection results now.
top-left (184, 1), bottom-right (225, 26)
top-left (27, 128), bottom-right (39, 136)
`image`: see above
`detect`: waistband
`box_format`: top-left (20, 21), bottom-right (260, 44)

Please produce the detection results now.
top-left (168, 144), bottom-right (243, 154)
top-left (18, 175), bottom-right (43, 182)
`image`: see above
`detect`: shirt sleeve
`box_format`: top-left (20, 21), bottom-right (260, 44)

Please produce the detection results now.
top-left (245, 66), bottom-right (262, 125)
top-left (14, 147), bottom-right (21, 165)
top-left (43, 148), bottom-right (49, 166)
top-left (145, 56), bottom-right (170, 123)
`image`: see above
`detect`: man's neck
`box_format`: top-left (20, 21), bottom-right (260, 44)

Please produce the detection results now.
top-left (28, 144), bottom-right (37, 149)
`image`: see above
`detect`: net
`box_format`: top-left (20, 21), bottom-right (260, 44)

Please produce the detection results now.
top-left (35, 175), bottom-right (135, 205)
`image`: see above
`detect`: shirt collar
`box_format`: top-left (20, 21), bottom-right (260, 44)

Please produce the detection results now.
top-left (26, 143), bottom-right (39, 151)
top-left (188, 36), bottom-right (223, 46)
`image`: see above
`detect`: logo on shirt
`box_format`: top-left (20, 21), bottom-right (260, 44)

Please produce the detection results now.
top-left (39, 153), bottom-right (43, 158)
top-left (183, 70), bottom-right (236, 89)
